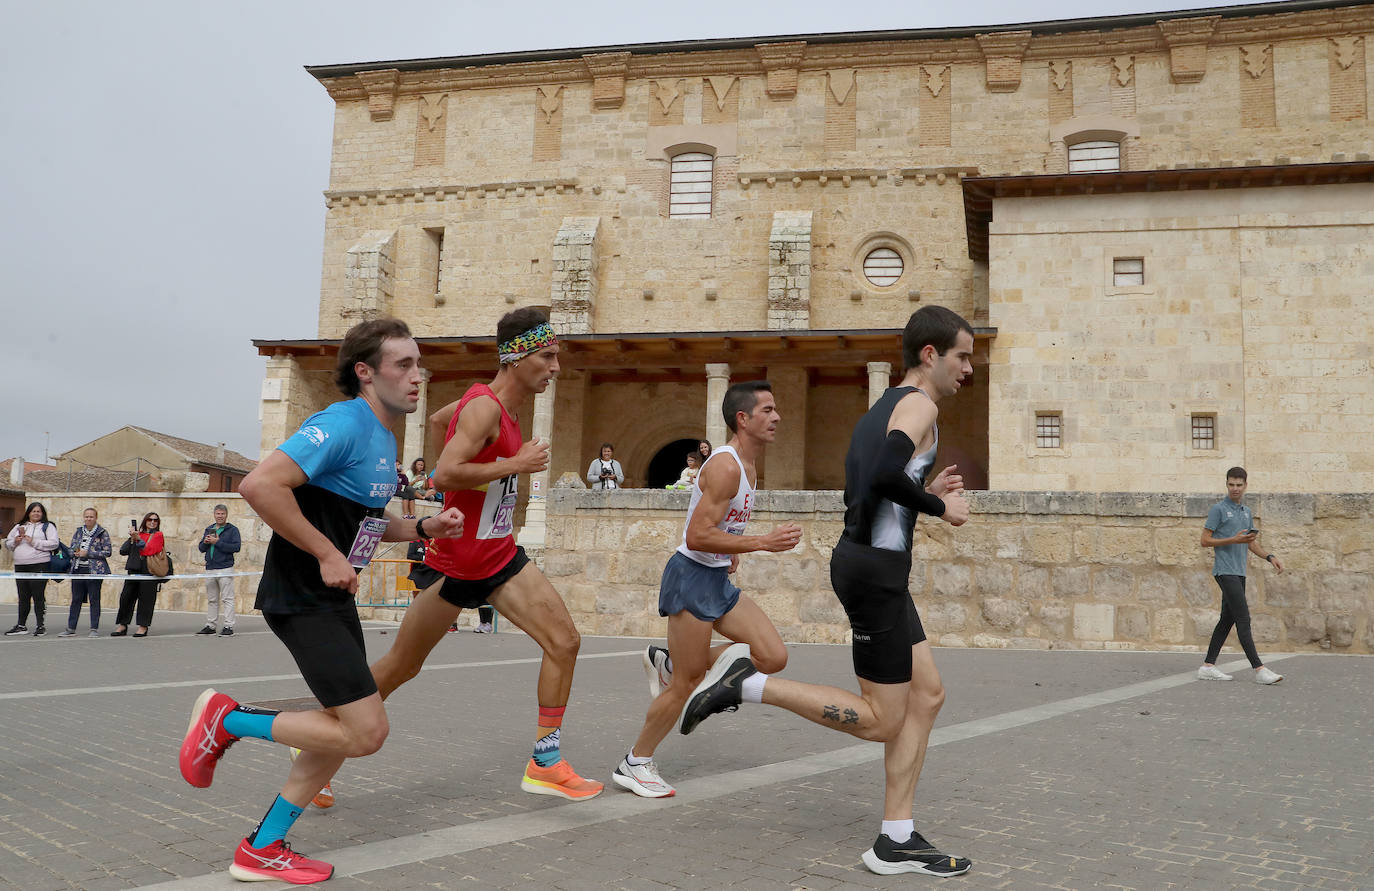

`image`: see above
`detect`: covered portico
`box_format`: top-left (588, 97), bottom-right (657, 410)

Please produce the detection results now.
top-left (255, 327), bottom-right (992, 543)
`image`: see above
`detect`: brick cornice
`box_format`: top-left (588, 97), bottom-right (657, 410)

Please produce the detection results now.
top-left (755, 41), bottom-right (806, 98)
top-left (356, 69), bottom-right (400, 121)
top-left (976, 30), bottom-right (1033, 92)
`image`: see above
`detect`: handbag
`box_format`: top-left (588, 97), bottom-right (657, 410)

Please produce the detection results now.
top-left (146, 549), bottom-right (171, 578)
top-left (48, 541), bottom-right (74, 574)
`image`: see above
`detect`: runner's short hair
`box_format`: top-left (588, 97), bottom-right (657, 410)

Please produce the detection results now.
top-left (901, 305), bottom-right (974, 372)
top-left (335, 317), bottom-right (413, 397)
top-left (723, 380), bottom-right (772, 433)
top-left (1226, 466), bottom-right (1247, 481)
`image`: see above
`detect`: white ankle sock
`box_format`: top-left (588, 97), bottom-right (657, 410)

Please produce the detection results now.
top-left (626, 752), bottom-right (652, 766)
top-left (881, 819), bottom-right (914, 842)
top-left (741, 671), bottom-right (768, 704)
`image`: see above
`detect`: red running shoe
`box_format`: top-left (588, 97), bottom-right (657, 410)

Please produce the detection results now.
top-left (179, 688), bottom-right (239, 788)
top-left (229, 838), bottom-right (334, 884)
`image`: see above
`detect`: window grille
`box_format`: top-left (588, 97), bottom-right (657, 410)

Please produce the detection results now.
top-left (1068, 140), bottom-right (1121, 172)
top-left (669, 152), bottom-right (713, 218)
top-left (1191, 415), bottom-right (1215, 450)
top-left (1113, 257), bottom-right (1144, 287)
top-left (1036, 413), bottom-right (1062, 449)
top-left (863, 248), bottom-right (904, 287)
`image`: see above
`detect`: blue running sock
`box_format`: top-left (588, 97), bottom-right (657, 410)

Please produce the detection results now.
top-left (248, 795), bottom-right (304, 849)
top-left (223, 705), bottom-right (278, 742)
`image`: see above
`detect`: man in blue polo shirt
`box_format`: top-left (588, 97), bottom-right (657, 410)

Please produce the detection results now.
top-left (1197, 466), bottom-right (1285, 685)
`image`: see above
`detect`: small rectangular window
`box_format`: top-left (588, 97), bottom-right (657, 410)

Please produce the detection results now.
top-left (1113, 257), bottom-right (1144, 287)
top-left (1036, 413), bottom-right (1062, 449)
top-left (1191, 415), bottom-right (1215, 450)
top-left (425, 227), bottom-right (445, 294)
top-left (1068, 140), bottom-right (1121, 173)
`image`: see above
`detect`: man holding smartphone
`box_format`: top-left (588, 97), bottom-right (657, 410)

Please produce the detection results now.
top-left (1197, 466), bottom-right (1285, 684)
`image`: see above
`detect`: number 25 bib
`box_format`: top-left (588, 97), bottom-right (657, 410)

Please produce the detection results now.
top-left (477, 472), bottom-right (518, 539)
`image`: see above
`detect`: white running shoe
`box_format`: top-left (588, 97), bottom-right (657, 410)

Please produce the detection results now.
top-left (1254, 666), bottom-right (1283, 685)
top-left (643, 645), bottom-right (672, 698)
top-left (611, 756), bottom-right (676, 798)
top-left (1197, 665), bottom-right (1233, 681)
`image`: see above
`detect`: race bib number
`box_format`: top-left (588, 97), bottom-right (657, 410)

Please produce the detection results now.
top-left (347, 516), bottom-right (389, 568)
top-left (478, 473), bottom-right (519, 539)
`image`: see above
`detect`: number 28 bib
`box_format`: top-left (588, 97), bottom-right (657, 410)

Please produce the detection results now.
top-left (477, 472), bottom-right (518, 539)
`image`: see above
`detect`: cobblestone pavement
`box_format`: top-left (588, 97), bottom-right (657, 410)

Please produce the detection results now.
top-left (0, 609), bottom-right (1369, 890)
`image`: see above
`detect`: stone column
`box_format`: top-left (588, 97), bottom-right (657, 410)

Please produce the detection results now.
top-left (867, 361), bottom-right (892, 408)
top-left (516, 380), bottom-right (557, 549)
top-left (705, 363), bottom-right (731, 448)
top-left (401, 368), bottom-right (431, 467)
top-left (766, 366), bottom-right (808, 488)
top-left (259, 354), bottom-right (313, 461)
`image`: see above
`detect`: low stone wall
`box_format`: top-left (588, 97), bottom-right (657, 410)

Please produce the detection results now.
top-left (7, 489), bottom-right (1369, 654)
top-left (542, 489), bottom-right (1374, 654)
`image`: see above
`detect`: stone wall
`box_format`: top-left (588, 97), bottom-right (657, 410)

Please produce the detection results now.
top-left (986, 183), bottom-right (1374, 493)
top-left (541, 487), bottom-right (1374, 654)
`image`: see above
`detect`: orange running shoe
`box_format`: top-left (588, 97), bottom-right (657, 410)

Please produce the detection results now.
top-left (311, 783), bottom-right (335, 809)
top-left (520, 758), bottom-right (603, 801)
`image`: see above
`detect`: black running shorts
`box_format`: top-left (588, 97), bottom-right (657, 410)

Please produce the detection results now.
top-left (264, 606), bottom-right (378, 709)
top-left (409, 547), bottom-right (531, 610)
top-left (830, 535), bottom-right (926, 684)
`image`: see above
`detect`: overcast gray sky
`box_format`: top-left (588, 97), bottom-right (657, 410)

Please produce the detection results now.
top-left (0, 0), bottom-right (1269, 466)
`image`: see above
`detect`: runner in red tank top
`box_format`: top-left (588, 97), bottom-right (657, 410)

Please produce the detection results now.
top-left (367, 307), bottom-right (603, 802)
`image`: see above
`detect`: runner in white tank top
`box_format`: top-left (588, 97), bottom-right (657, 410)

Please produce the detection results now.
top-left (610, 382), bottom-right (802, 801)
top-left (677, 445), bottom-right (754, 568)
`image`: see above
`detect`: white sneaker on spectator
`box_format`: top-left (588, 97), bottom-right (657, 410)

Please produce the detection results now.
top-left (1254, 667), bottom-right (1283, 685)
top-left (1197, 665), bottom-right (1233, 681)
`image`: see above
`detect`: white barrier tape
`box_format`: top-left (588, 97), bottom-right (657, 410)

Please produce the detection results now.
top-left (0, 570), bottom-right (264, 582)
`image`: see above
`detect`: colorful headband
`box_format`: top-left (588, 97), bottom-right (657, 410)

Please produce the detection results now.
top-left (498, 322), bottom-right (558, 364)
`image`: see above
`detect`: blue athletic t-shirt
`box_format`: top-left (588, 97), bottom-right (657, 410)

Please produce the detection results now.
top-left (255, 398), bottom-right (399, 614)
top-left (1204, 498), bottom-right (1253, 578)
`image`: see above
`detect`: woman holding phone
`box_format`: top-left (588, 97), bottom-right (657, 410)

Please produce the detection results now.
top-left (4, 502), bottom-right (60, 636)
top-left (113, 512), bottom-right (164, 637)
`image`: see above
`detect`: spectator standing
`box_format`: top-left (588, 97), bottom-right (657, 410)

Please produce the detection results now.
top-left (114, 512), bottom-right (164, 638)
top-left (4, 502), bottom-right (60, 636)
top-left (61, 508), bottom-right (111, 638)
top-left (586, 443), bottom-right (624, 490)
top-left (196, 503), bottom-right (242, 637)
top-left (397, 463), bottom-right (416, 518)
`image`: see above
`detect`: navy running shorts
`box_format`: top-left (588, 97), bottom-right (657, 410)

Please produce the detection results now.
top-left (830, 535), bottom-right (926, 684)
top-left (657, 551), bottom-right (741, 622)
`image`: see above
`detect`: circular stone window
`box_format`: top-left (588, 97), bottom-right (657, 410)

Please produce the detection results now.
top-left (862, 247), bottom-right (904, 287)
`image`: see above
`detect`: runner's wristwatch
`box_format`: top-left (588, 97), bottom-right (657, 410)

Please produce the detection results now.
top-left (415, 517), bottom-right (428, 539)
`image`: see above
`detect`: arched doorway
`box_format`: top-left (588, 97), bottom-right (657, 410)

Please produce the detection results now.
top-left (646, 438), bottom-right (700, 489)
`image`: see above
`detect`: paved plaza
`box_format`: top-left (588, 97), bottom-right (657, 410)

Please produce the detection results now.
top-left (0, 609), bottom-right (1369, 890)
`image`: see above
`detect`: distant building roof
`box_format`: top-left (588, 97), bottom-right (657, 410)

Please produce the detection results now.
top-left (21, 468), bottom-right (143, 494)
top-left (127, 427), bottom-right (257, 473)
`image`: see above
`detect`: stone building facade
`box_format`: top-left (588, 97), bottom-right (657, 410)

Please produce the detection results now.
top-left (255, 0), bottom-right (1372, 519)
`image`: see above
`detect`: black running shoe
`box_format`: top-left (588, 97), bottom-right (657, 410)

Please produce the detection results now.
top-left (862, 831), bottom-right (972, 877)
top-left (679, 642), bottom-right (755, 735)
top-left (196, 625), bottom-right (217, 635)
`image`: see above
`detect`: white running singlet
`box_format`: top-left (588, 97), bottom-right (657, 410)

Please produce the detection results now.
top-left (676, 445), bottom-right (754, 568)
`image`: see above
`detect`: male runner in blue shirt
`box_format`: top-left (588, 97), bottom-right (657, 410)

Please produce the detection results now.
top-left (176, 318), bottom-right (464, 884)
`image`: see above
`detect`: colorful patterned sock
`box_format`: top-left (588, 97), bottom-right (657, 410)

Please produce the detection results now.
top-left (532, 705), bottom-right (565, 767)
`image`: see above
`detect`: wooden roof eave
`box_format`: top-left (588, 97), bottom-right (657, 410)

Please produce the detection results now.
top-left (254, 328), bottom-right (997, 378)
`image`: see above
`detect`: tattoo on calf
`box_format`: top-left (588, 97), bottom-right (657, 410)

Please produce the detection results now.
top-left (842, 708), bottom-right (859, 725)
top-left (822, 704), bottom-right (841, 722)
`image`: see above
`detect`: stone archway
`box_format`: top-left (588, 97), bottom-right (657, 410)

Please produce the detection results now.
top-left (646, 438), bottom-right (700, 489)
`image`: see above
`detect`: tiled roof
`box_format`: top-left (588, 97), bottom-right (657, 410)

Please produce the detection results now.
top-left (21, 469), bottom-right (142, 493)
top-left (130, 428), bottom-right (257, 473)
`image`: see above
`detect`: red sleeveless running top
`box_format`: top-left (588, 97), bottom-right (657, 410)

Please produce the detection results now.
top-left (424, 383), bottom-right (522, 580)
